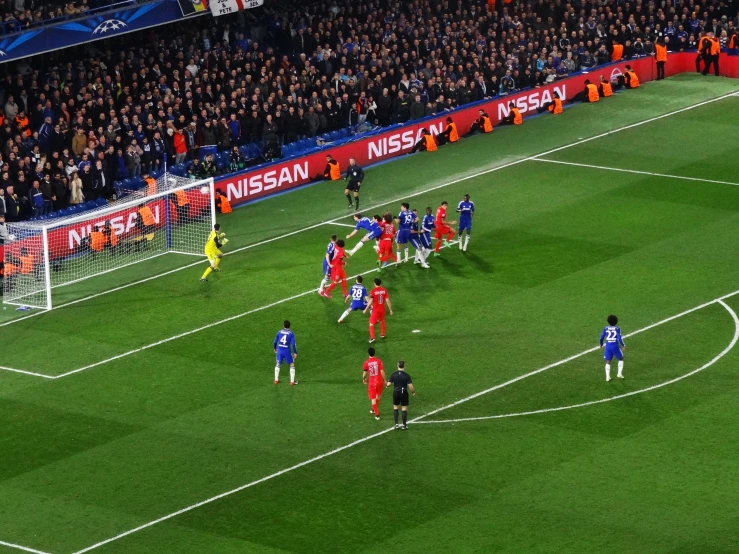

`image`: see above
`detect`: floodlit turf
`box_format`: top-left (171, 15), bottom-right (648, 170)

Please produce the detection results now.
top-left (2, 73), bottom-right (739, 554)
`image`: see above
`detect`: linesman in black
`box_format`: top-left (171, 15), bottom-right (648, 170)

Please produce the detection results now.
top-left (386, 360), bottom-right (416, 430)
top-left (343, 156), bottom-right (365, 211)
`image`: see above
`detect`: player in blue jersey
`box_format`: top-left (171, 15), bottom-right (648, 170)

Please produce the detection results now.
top-left (409, 208), bottom-right (430, 269)
top-left (274, 320), bottom-right (298, 385)
top-left (456, 194), bottom-right (475, 251)
top-left (395, 202), bottom-right (417, 263)
top-left (338, 275), bottom-right (370, 323)
top-left (318, 235), bottom-right (337, 293)
top-left (421, 207), bottom-right (435, 259)
top-left (599, 314), bottom-right (625, 382)
top-left (346, 213), bottom-right (383, 256)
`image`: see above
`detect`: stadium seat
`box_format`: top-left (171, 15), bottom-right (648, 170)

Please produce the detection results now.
top-left (96, 198), bottom-right (107, 207)
top-left (84, 200), bottom-right (97, 210)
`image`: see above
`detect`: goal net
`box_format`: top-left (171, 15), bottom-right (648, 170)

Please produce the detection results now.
top-left (2, 174), bottom-right (215, 310)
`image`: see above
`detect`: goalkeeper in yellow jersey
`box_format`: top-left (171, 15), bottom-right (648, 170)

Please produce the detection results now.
top-left (200, 223), bottom-right (228, 281)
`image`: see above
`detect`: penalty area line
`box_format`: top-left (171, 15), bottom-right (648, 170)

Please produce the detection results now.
top-left (4, 89), bottom-right (737, 330)
top-left (531, 158), bottom-right (739, 187)
top-left (0, 539), bottom-right (53, 554)
top-left (417, 299), bottom-right (739, 425)
top-left (68, 290), bottom-right (738, 554)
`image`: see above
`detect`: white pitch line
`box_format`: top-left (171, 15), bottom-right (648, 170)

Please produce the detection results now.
top-left (0, 539), bottom-right (52, 554)
top-left (532, 158), bottom-right (739, 186)
top-left (327, 222), bottom-right (356, 228)
top-left (0, 365), bottom-right (56, 379)
top-left (68, 290), bottom-right (739, 554)
top-left (4, 89), bottom-right (737, 330)
top-left (418, 299), bottom-right (739, 425)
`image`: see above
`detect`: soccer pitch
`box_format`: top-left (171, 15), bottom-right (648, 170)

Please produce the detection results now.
top-left (2, 73), bottom-right (739, 553)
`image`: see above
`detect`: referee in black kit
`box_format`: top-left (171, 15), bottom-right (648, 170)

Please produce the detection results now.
top-left (343, 156), bottom-right (365, 211)
top-left (387, 360), bottom-right (415, 430)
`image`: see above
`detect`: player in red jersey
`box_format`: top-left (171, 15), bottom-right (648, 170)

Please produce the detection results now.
top-left (363, 277), bottom-right (393, 343)
top-left (321, 239), bottom-right (348, 298)
top-left (433, 201), bottom-right (457, 255)
top-left (377, 213), bottom-right (398, 270)
top-left (362, 347), bottom-right (387, 420)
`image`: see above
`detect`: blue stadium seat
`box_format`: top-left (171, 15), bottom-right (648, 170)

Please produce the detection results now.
top-left (96, 198), bottom-right (107, 207)
top-left (84, 200), bottom-right (97, 210)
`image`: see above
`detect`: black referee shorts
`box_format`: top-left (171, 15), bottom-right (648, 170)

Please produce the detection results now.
top-left (393, 389), bottom-right (409, 407)
top-left (346, 181), bottom-right (361, 192)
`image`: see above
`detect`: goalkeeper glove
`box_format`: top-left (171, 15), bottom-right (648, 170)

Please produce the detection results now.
top-left (221, 238), bottom-right (229, 245)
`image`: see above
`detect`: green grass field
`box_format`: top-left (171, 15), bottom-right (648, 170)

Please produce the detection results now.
top-left (2, 73), bottom-right (739, 554)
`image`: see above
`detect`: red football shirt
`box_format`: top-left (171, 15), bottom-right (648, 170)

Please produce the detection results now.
top-left (435, 205), bottom-right (447, 227)
top-left (363, 356), bottom-right (384, 384)
top-left (331, 245), bottom-right (345, 267)
top-left (370, 286), bottom-right (389, 313)
top-left (381, 222), bottom-right (396, 240)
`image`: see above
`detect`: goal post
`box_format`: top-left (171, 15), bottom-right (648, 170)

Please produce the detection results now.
top-left (2, 173), bottom-right (216, 311)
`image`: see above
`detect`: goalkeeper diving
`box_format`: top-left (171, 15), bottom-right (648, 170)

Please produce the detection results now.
top-left (200, 223), bottom-right (228, 282)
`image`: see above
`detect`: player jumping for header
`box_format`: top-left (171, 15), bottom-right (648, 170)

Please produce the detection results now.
top-left (433, 201), bottom-right (456, 256)
top-left (599, 314), bottom-right (625, 381)
top-left (363, 277), bottom-right (393, 343)
top-left (338, 275), bottom-right (369, 323)
top-left (378, 213), bottom-right (398, 270)
top-left (346, 213), bottom-right (383, 257)
top-left (274, 320), bottom-right (298, 385)
top-left (321, 238), bottom-right (348, 298)
top-left (456, 194), bottom-right (475, 251)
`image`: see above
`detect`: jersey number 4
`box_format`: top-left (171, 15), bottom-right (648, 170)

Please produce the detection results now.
top-left (279, 335), bottom-right (288, 346)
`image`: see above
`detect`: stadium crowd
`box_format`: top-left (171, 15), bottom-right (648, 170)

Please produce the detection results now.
top-left (0, 0), bottom-right (142, 31)
top-left (0, 0), bottom-right (738, 225)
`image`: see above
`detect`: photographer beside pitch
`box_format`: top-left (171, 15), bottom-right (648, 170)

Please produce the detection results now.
top-left (387, 360), bottom-right (415, 430)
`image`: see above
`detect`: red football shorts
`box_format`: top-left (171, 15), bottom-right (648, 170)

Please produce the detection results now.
top-left (369, 310), bottom-right (385, 325)
top-left (379, 239), bottom-right (393, 256)
top-left (368, 380), bottom-right (383, 400)
top-left (330, 266), bottom-right (346, 281)
top-left (435, 225), bottom-right (452, 239)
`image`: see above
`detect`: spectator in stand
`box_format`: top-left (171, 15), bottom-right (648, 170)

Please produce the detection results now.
top-left (69, 171), bottom-right (83, 206)
top-left (173, 129), bottom-right (188, 165)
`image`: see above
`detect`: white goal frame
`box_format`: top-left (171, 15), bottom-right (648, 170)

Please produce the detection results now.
top-left (2, 175), bottom-right (216, 311)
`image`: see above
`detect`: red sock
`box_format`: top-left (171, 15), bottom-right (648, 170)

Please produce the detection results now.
top-left (380, 320), bottom-right (386, 336)
top-left (434, 240), bottom-right (442, 253)
top-left (326, 281), bottom-right (337, 293)
top-left (447, 229), bottom-right (456, 241)
top-left (372, 402), bottom-right (379, 416)
top-left (340, 280), bottom-right (348, 296)
top-left (390, 252), bottom-right (398, 262)
top-left (369, 323), bottom-right (375, 339)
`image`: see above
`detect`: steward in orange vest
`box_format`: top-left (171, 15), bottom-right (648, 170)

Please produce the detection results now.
top-left (500, 102), bottom-right (523, 125)
top-left (411, 129), bottom-right (438, 153)
top-left (438, 117), bottom-right (459, 145)
top-left (729, 32), bottom-right (739, 50)
top-left (89, 228), bottom-right (107, 252)
top-left (538, 91), bottom-right (564, 114)
top-left (15, 113), bottom-right (30, 137)
top-left (169, 189), bottom-right (190, 223)
top-left (103, 221), bottom-right (118, 250)
top-left (702, 32), bottom-right (720, 76)
top-left (624, 65), bottom-right (640, 88)
top-left (143, 174), bottom-right (157, 196)
top-left (216, 189), bottom-right (232, 214)
top-left (599, 76), bottom-right (614, 97)
top-left (655, 38), bottom-right (668, 80)
top-left (611, 41), bottom-right (624, 61)
top-left (574, 80), bottom-right (600, 103)
top-left (465, 109), bottom-right (494, 136)
top-left (18, 248), bottom-right (34, 274)
top-left (319, 155), bottom-right (341, 181)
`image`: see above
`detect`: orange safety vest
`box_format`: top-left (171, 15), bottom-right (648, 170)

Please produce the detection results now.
top-left (655, 43), bottom-right (668, 62)
top-left (20, 255), bottom-right (33, 274)
top-left (90, 230), bottom-right (106, 252)
top-left (549, 98), bottom-right (563, 114)
top-left (108, 228), bottom-right (119, 247)
top-left (586, 83), bottom-right (600, 102)
top-left (625, 70), bottom-right (640, 88)
top-left (611, 44), bottom-right (623, 61)
top-left (512, 108), bottom-right (522, 125)
top-left (729, 34), bottom-right (739, 49)
top-left (15, 116), bottom-right (30, 137)
top-left (601, 81), bottom-right (613, 96)
top-left (481, 114), bottom-right (493, 132)
top-left (175, 190), bottom-right (189, 207)
top-left (710, 37), bottom-right (720, 55)
top-left (328, 160), bottom-right (341, 180)
top-left (145, 177), bottom-right (157, 196)
top-left (424, 134), bottom-right (437, 152)
top-left (217, 195), bottom-right (233, 214)
top-left (3, 262), bottom-right (18, 276)
top-left (139, 206), bottom-right (156, 226)
top-left (447, 122), bottom-right (459, 142)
